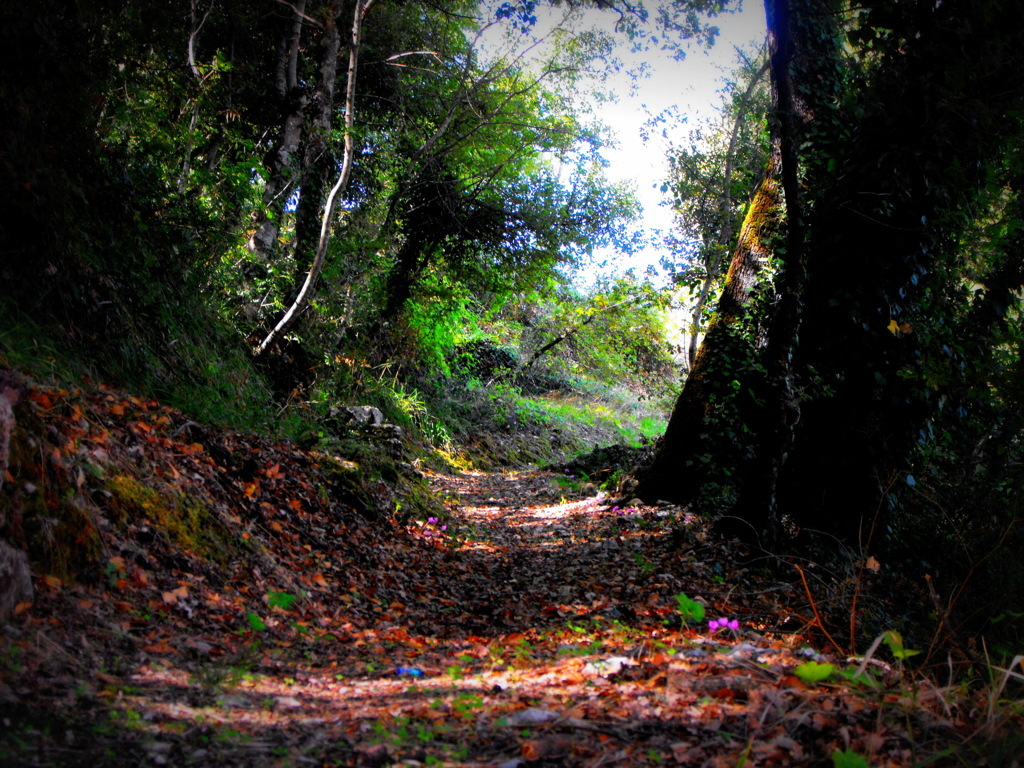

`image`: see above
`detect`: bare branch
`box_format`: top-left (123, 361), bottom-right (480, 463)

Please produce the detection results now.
top-left (271, 0), bottom-right (323, 29)
top-left (188, 0), bottom-right (216, 79)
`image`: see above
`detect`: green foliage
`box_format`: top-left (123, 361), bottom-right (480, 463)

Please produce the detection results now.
top-left (516, 274), bottom-right (677, 396)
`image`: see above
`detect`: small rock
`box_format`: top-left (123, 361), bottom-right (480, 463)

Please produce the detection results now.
top-left (216, 694), bottom-right (252, 710)
top-left (582, 656), bottom-right (636, 677)
top-left (0, 540), bottom-right (33, 622)
top-left (330, 405), bottom-right (384, 427)
top-left (505, 707), bottom-right (560, 726)
top-left (727, 642), bottom-right (772, 657)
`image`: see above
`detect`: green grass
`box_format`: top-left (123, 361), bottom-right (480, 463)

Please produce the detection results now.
top-left (524, 386), bottom-right (668, 448)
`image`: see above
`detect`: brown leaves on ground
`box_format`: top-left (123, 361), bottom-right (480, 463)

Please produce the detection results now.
top-left (0, 381), bottom-right (1021, 766)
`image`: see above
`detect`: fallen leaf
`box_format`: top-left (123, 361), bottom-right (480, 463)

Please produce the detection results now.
top-left (162, 585), bottom-right (188, 604)
top-left (142, 641), bottom-right (177, 655)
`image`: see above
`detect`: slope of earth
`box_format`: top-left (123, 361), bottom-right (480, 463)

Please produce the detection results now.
top-left (0, 376), bottom-right (1020, 767)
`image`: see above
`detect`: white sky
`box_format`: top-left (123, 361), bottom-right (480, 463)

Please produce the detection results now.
top-left (477, 1), bottom-right (767, 281)
top-left (580, 2), bottom-right (767, 279)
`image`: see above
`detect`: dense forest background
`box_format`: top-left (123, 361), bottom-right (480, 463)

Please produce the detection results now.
top-left (3, 0), bottom-right (1024, 677)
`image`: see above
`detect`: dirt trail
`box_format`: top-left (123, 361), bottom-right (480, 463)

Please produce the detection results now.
top-left (0, 435), bottom-right (997, 768)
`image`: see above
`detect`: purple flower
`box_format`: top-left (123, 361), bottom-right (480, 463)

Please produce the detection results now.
top-left (709, 617), bottom-right (740, 633)
top-left (427, 517), bottom-right (439, 524)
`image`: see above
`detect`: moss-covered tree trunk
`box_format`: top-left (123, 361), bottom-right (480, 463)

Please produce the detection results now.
top-left (730, 0), bottom-right (831, 541)
top-left (636, 0), bottom-right (837, 542)
top-left (635, 147), bottom-right (784, 506)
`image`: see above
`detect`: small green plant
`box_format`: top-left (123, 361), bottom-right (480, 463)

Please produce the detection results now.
top-left (246, 612), bottom-right (267, 631)
top-left (513, 638), bottom-right (534, 665)
top-left (213, 727), bottom-right (250, 744)
top-left (882, 630), bottom-right (920, 661)
top-left (854, 629), bottom-right (921, 680)
top-left (794, 661), bottom-right (836, 685)
top-left (267, 591), bottom-right (298, 611)
top-left (553, 470), bottom-right (590, 491)
top-left (0, 645), bottom-right (23, 673)
top-left (452, 692), bottom-right (484, 718)
top-left (634, 552), bottom-right (656, 575)
top-left (831, 748), bottom-right (870, 768)
top-left (103, 558), bottom-right (128, 590)
top-left (122, 709), bottom-right (142, 728)
top-left (674, 593), bottom-right (706, 626)
top-left (838, 666), bottom-right (882, 689)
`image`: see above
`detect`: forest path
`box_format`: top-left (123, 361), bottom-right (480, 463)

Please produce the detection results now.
top-left (1, 404), bottom-right (980, 768)
top-left (421, 468), bottom-right (706, 633)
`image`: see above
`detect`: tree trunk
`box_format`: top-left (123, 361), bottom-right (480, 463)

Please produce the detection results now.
top-left (686, 56), bottom-right (769, 370)
top-left (379, 231), bottom-right (435, 327)
top-left (254, 0), bottom-right (376, 358)
top-left (291, 0), bottom-right (344, 280)
top-left (249, 0), bottom-right (307, 261)
top-left (730, 0), bottom-right (812, 541)
top-left (640, 0), bottom-right (1024, 545)
top-left (775, 0), bottom-right (1024, 539)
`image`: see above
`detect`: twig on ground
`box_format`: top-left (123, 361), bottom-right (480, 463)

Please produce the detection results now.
top-left (795, 563), bottom-right (844, 655)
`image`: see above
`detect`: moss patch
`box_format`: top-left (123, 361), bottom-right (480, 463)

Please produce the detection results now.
top-left (104, 475), bottom-right (237, 564)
